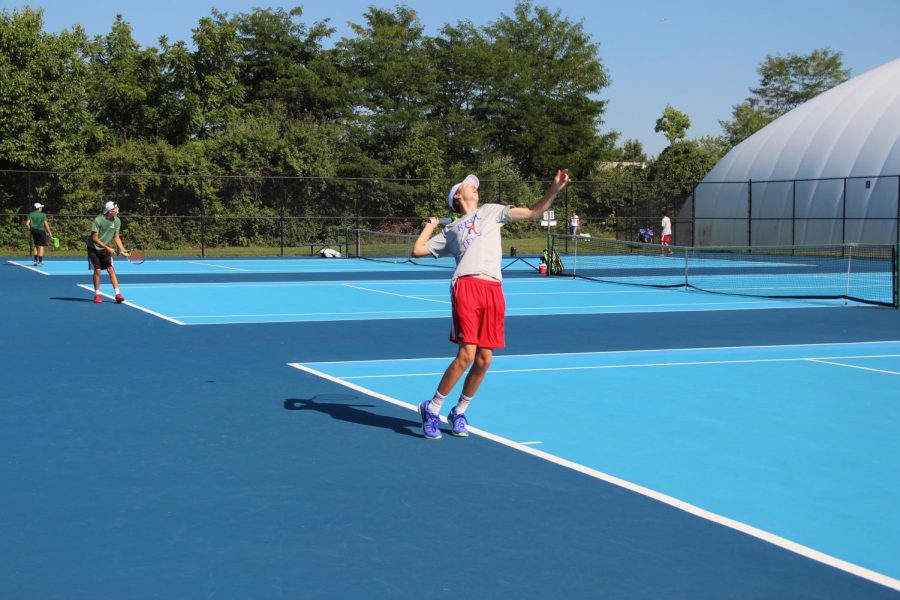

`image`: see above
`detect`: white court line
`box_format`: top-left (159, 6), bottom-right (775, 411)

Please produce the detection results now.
top-left (170, 303), bottom-right (839, 323)
top-left (114, 279), bottom-right (455, 289)
top-left (336, 354), bottom-right (900, 379)
top-left (303, 339), bottom-right (900, 366)
top-left (6, 260), bottom-right (50, 275)
top-left (186, 261), bottom-right (250, 271)
top-left (173, 308), bottom-right (448, 319)
top-left (806, 359), bottom-right (900, 376)
top-left (76, 284), bottom-right (185, 325)
top-left (286, 360), bottom-right (900, 592)
top-left (341, 283), bottom-right (450, 304)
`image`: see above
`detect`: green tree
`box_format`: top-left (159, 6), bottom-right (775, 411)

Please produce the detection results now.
top-left (192, 10), bottom-right (245, 137)
top-left (695, 135), bottom-right (730, 164)
top-left (753, 48), bottom-right (849, 115)
top-left (621, 138), bottom-right (647, 163)
top-left (334, 4), bottom-right (442, 199)
top-left (720, 49), bottom-right (849, 148)
top-left (719, 99), bottom-right (772, 148)
top-left (0, 7), bottom-right (93, 171)
top-left (477, 1), bottom-right (611, 179)
top-left (646, 140), bottom-right (716, 185)
top-left (427, 20), bottom-right (496, 168)
top-left (236, 7), bottom-right (348, 120)
top-left (654, 104), bottom-right (690, 145)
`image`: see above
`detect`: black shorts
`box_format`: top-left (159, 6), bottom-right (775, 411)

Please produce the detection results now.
top-left (31, 229), bottom-right (47, 247)
top-left (87, 244), bottom-right (113, 270)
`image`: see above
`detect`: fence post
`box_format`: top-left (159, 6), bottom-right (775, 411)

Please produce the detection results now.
top-left (200, 185), bottom-right (206, 258)
top-left (792, 179), bottom-right (796, 246)
top-left (690, 188), bottom-right (695, 247)
top-left (279, 189), bottom-right (285, 257)
top-left (842, 177), bottom-right (847, 245)
top-left (748, 179), bottom-right (753, 246)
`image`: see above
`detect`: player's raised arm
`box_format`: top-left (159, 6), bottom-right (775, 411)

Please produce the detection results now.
top-left (508, 169), bottom-right (571, 221)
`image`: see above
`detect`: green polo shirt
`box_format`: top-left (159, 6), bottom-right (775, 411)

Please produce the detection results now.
top-left (28, 210), bottom-right (47, 231)
top-left (90, 214), bottom-right (121, 250)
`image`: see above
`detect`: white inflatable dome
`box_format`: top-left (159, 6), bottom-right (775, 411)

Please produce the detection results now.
top-left (693, 57), bottom-right (900, 246)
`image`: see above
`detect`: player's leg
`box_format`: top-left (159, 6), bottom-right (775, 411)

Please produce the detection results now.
top-left (447, 346), bottom-right (494, 437)
top-left (461, 347), bottom-right (493, 398)
top-left (92, 268), bottom-right (102, 302)
top-left (107, 266), bottom-right (125, 303)
top-left (419, 342), bottom-right (476, 439)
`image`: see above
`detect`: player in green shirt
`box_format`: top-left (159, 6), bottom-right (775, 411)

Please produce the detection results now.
top-left (87, 201), bottom-right (130, 304)
top-left (25, 202), bottom-right (53, 266)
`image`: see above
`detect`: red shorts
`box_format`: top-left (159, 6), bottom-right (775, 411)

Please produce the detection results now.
top-left (661, 234), bottom-right (671, 243)
top-left (450, 276), bottom-right (506, 348)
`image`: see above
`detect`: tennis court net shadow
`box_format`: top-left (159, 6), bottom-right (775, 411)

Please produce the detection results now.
top-left (283, 395), bottom-right (421, 438)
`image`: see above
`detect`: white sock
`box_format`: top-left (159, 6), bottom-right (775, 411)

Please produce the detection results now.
top-left (455, 394), bottom-right (473, 414)
top-left (114, 288), bottom-right (121, 295)
top-left (428, 390), bottom-right (446, 415)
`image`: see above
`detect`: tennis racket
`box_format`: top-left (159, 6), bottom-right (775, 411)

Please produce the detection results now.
top-left (123, 248), bottom-right (146, 265)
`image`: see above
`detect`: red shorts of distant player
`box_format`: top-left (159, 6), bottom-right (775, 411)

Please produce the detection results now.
top-left (661, 234), bottom-right (671, 243)
top-left (450, 276), bottom-right (506, 348)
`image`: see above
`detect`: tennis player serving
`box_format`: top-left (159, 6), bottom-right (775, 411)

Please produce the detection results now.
top-left (411, 169), bottom-right (571, 439)
top-left (87, 201), bottom-right (130, 304)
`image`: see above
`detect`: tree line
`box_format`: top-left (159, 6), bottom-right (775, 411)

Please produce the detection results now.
top-left (0, 2), bottom-right (851, 235)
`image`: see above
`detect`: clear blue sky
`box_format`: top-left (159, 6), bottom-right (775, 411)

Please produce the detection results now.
top-left (4, 0), bottom-right (899, 157)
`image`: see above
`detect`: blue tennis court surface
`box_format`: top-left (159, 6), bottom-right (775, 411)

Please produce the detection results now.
top-left (7, 255), bottom-right (537, 275)
top-left (75, 278), bottom-right (858, 325)
top-left (291, 341), bottom-right (900, 582)
top-left (3, 254), bottom-right (900, 597)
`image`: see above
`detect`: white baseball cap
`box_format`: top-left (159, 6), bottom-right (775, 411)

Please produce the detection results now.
top-left (447, 174), bottom-right (479, 211)
top-left (33, 202), bottom-right (44, 209)
top-left (103, 201), bottom-right (119, 214)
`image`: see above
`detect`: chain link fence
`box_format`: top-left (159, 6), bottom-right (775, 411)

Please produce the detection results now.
top-left (4, 170), bottom-right (898, 255)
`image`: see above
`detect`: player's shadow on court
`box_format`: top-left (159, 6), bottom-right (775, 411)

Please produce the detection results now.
top-left (51, 296), bottom-right (97, 302)
top-left (283, 395), bottom-right (420, 437)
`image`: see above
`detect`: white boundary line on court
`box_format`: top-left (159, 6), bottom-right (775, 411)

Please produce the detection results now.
top-left (75, 284), bottom-right (185, 325)
top-left (303, 339), bottom-right (900, 365)
top-left (329, 353), bottom-right (900, 380)
top-left (341, 283), bottom-right (451, 304)
top-left (6, 260), bottom-right (50, 275)
top-left (806, 358), bottom-right (900, 376)
top-left (287, 360), bottom-right (900, 592)
top-left (186, 261), bottom-right (250, 271)
top-left (170, 303), bottom-right (841, 325)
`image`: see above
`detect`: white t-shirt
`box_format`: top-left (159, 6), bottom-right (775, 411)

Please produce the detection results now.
top-left (426, 203), bottom-right (512, 281)
top-left (661, 215), bottom-right (672, 236)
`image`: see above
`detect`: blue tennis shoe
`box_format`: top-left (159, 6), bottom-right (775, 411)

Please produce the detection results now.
top-left (448, 407), bottom-right (469, 437)
top-left (418, 401), bottom-right (442, 440)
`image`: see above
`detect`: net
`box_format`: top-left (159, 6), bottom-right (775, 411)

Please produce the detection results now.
top-left (344, 228), bottom-right (544, 273)
top-left (345, 229), bottom-right (452, 268)
top-left (549, 235), bottom-right (899, 308)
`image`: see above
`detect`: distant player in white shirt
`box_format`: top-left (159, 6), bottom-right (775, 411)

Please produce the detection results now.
top-left (568, 212), bottom-right (580, 236)
top-left (660, 211), bottom-right (673, 256)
